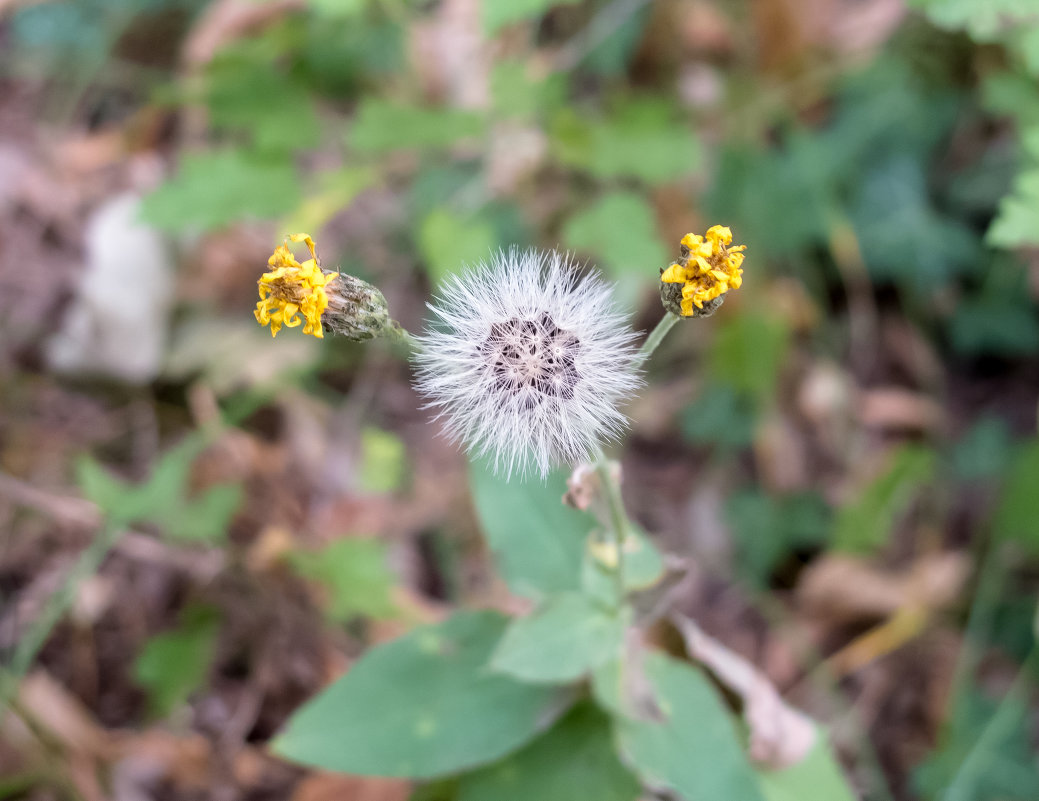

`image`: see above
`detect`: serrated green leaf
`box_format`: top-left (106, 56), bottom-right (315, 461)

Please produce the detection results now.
top-left (491, 593), bottom-right (628, 684)
top-left (561, 191), bottom-right (667, 301)
top-left (468, 460), bottom-right (589, 600)
top-left (993, 439), bottom-right (1039, 554)
top-left (611, 652), bottom-right (768, 801)
top-left (349, 100), bottom-right (484, 153)
top-left (141, 151), bottom-right (300, 232)
top-left (419, 209), bottom-right (497, 285)
top-left (482, 0), bottom-right (582, 35)
top-left (457, 702), bottom-right (640, 801)
top-left (832, 445), bottom-right (936, 553)
top-left (77, 441), bottom-right (241, 545)
top-left (288, 537), bottom-right (397, 621)
top-left (133, 606), bottom-right (219, 718)
top-left (552, 99), bottom-right (700, 184)
top-left (756, 736), bottom-right (857, 801)
top-left (272, 610), bottom-right (572, 778)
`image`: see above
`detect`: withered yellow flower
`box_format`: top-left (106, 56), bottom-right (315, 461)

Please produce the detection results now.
top-left (255, 233), bottom-right (337, 338)
top-left (660, 225), bottom-right (745, 317)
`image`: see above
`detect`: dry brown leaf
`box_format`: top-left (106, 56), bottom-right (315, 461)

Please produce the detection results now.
top-left (292, 773), bottom-right (412, 801)
top-left (857, 386), bottom-right (944, 433)
top-left (798, 551), bottom-right (970, 622)
top-left (672, 615), bottom-right (817, 769)
top-left (6, 671), bottom-right (112, 758)
top-left (754, 412), bottom-right (809, 493)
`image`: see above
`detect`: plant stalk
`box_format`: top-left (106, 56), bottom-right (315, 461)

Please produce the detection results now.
top-left (639, 312), bottom-right (679, 361)
top-left (593, 445), bottom-right (630, 604)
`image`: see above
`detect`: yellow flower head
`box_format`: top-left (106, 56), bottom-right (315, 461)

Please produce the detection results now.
top-left (660, 225), bottom-right (746, 317)
top-left (255, 233), bottom-right (337, 338)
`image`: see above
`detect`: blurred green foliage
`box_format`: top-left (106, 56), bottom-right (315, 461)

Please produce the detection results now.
top-left (133, 605), bottom-right (220, 718)
top-left (77, 441), bottom-right (242, 543)
top-left (288, 538), bottom-right (398, 622)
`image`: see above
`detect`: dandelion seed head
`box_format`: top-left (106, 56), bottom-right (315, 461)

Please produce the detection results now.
top-left (413, 249), bottom-right (641, 478)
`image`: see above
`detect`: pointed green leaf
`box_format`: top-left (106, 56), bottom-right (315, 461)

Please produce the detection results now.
top-left (756, 736), bottom-right (857, 801)
top-left (457, 702), bottom-right (640, 801)
top-left (468, 461), bottom-right (589, 600)
top-left (272, 611), bottom-right (572, 778)
top-left (611, 652), bottom-right (767, 801)
top-left (491, 593), bottom-right (628, 684)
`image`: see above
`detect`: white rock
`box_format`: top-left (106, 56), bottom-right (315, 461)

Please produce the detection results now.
top-left (47, 192), bottom-right (174, 383)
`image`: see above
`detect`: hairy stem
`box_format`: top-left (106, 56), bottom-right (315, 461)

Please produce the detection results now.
top-left (593, 445), bottom-right (630, 604)
top-left (639, 312), bottom-right (680, 361)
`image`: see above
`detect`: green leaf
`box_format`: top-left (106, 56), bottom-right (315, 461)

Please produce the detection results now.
top-left (562, 191), bottom-right (667, 304)
top-left (914, 687), bottom-right (1039, 801)
top-left (457, 702), bottom-right (640, 801)
top-left (482, 0), bottom-right (582, 35)
top-left (552, 99), bottom-right (701, 184)
top-left (288, 537), bottom-right (397, 621)
top-left (133, 606), bottom-right (219, 718)
top-left (204, 57), bottom-right (321, 152)
top-left (909, 0), bottom-right (1039, 39)
top-left (165, 484), bottom-right (242, 543)
top-left (359, 427), bottom-right (407, 494)
top-left (77, 442), bottom-right (240, 544)
top-left (490, 61), bottom-right (567, 120)
top-left (756, 736), bottom-right (857, 801)
top-left (468, 460), bottom-right (590, 600)
top-left (832, 445), bottom-right (936, 553)
top-left (993, 439), bottom-right (1039, 554)
top-left (680, 385), bottom-right (757, 451)
top-left (726, 490), bottom-right (831, 589)
top-left (272, 610), bottom-right (572, 778)
top-left (419, 209), bottom-right (497, 286)
top-left (141, 150), bottom-right (300, 232)
top-left (987, 165), bottom-right (1039, 248)
top-left (491, 593), bottom-right (628, 684)
top-left (349, 100), bottom-right (484, 153)
top-left (610, 652), bottom-right (767, 801)
top-left (709, 312), bottom-right (792, 408)
top-left (955, 417), bottom-right (1014, 479)
top-left (76, 456), bottom-right (139, 525)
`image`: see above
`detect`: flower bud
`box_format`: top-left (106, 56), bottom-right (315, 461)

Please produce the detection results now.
top-left (255, 233), bottom-right (395, 342)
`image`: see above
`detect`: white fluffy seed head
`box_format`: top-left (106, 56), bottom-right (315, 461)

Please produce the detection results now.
top-left (413, 249), bottom-right (642, 478)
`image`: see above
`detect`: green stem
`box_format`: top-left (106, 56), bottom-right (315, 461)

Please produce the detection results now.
top-left (593, 445), bottom-right (630, 604)
top-left (639, 312), bottom-right (680, 361)
top-left (945, 646), bottom-right (1039, 801)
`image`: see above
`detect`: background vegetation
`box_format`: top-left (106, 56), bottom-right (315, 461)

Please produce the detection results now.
top-left (1, 0), bottom-right (1038, 799)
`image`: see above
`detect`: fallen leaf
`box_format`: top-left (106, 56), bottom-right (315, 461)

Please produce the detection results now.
top-left (672, 615), bottom-right (817, 769)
